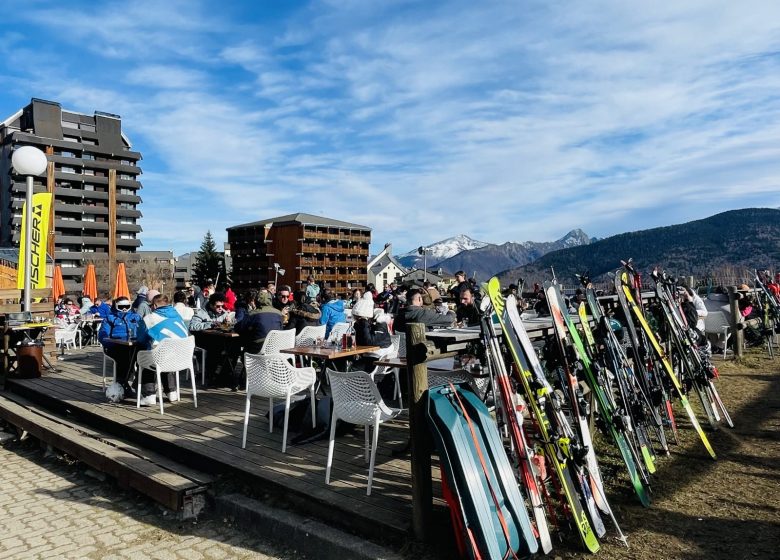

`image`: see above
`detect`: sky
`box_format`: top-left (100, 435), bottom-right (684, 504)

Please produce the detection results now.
top-left (1, 0), bottom-right (779, 256)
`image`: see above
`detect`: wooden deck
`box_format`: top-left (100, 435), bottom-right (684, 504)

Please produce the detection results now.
top-left (5, 346), bottom-right (442, 545)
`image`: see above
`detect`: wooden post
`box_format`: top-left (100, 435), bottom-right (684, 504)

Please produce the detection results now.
top-left (45, 147), bottom-right (56, 264)
top-left (407, 322), bottom-right (432, 542)
top-left (727, 286), bottom-right (743, 358)
top-left (108, 169), bottom-right (117, 292)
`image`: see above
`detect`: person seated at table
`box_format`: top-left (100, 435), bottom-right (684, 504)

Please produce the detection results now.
top-left (233, 289), bottom-right (257, 322)
top-left (224, 282), bottom-right (237, 312)
top-left (348, 288), bottom-right (362, 308)
top-left (351, 296), bottom-right (393, 371)
top-left (55, 297), bottom-right (81, 324)
top-left (393, 288), bottom-right (456, 333)
top-left (456, 288), bottom-right (481, 327)
top-left (173, 290), bottom-right (194, 324)
top-left (189, 293), bottom-right (229, 331)
top-left (286, 290), bottom-right (321, 334)
top-left (320, 290), bottom-right (346, 338)
top-left (135, 294), bottom-right (189, 405)
top-left (78, 295), bottom-right (94, 316)
top-left (132, 286), bottom-right (152, 318)
top-left (235, 291), bottom-right (283, 353)
top-left (98, 297), bottom-right (143, 396)
top-left (195, 280), bottom-right (215, 309)
top-left (273, 285), bottom-right (293, 326)
top-left (89, 293), bottom-right (112, 319)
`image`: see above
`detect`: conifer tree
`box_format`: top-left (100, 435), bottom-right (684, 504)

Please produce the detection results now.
top-left (192, 231), bottom-right (224, 286)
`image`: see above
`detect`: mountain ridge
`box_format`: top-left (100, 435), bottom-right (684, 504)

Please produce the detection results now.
top-left (496, 208), bottom-right (780, 285)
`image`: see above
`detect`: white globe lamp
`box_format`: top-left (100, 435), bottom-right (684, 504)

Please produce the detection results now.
top-left (12, 145), bottom-right (49, 312)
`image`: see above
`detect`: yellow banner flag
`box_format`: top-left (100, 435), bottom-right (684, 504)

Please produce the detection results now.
top-left (17, 192), bottom-right (52, 290)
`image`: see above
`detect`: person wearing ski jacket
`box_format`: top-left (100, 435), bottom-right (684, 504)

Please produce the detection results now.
top-left (99, 298), bottom-right (142, 343)
top-left (235, 291), bottom-right (283, 353)
top-left (319, 290), bottom-right (346, 338)
top-left (89, 295), bottom-right (112, 319)
top-left (135, 294), bottom-right (189, 404)
top-left (394, 288), bottom-right (456, 333)
top-left (99, 297), bottom-right (143, 395)
top-left (132, 286), bottom-right (153, 318)
top-left (189, 293), bottom-right (228, 331)
top-left (224, 285), bottom-right (237, 312)
top-left (456, 287), bottom-right (481, 327)
top-left (286, 290), bottom-right (321, 334)
top-left (305, 276), bottom-right (321, 304)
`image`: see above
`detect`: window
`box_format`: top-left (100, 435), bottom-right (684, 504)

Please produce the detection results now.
top-left (60, 151), bottom-right (75, 158)
top-left (62, 121), bottom-right (79, 129)
top-left (84, 184), bottom-right (94, 191)
top-left (83, 169), bottom-right (94, 176)
top-left (119, 173), bottom-right (132, 180)
top-left (60, 166), bottom-right (77, 174)
top-left (82, 153), bottom-right (95, 160)
top-left (80, 124), bottom-right (96, 132)
top-left (63, 135), bottom-right (79, 142)
top-left (83, 215), bottom-right (95, 222)
top-left (120, 233), bottom-right (134, 239)
top-left (82, 139), bottom-right (96, 145)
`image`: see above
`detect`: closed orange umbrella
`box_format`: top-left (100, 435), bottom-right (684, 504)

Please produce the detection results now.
top-left (52, 265), bottom-right (65, 301)
top-left (83, 263), bottom-right (98, 301)
top-left (113, 262), bottom-right (130, 299)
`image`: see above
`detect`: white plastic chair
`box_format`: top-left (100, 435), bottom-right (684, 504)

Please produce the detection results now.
top-left (704, 309), bottom-right (732, 358)
top-left (260, 329), bottom-right (296, 364)
top-left (295, 325), bottom-right (327, 367)
top-left (328, 322), bottom-right (351, 344)
top-left (295, 325), bottom-right (326, 347)
top-left (102, 348), bottom-right (117, 388)
top-left (55, 324), bottom-right (80, 352)
top-left (242, 352), bottom-right (316, 453)
top-left (135, 336), bottom-right (197, 415)
top-left (368, 334), bottom-right (403, 407)
top-left (186, 346), bottom-right (208, 385)
top-left (325, 369), bottom-right (403, 496)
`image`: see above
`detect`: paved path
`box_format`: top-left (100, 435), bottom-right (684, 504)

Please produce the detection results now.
top-left (0, 439), bottom-right (297, 560)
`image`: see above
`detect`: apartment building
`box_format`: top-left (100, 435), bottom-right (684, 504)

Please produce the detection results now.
top-left (227, 213), bottom-right (370, 293)
top-left (0, 98), bottom-right (143, 290)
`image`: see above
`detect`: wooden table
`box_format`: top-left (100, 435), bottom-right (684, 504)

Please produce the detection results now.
top-left (101, 338), bottom-right (144, 385)
top-left (192, 329), bottom-right (242, 388)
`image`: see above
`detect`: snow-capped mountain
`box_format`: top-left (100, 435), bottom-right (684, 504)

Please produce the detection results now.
top-left (435, 229), bottom-right (593, 280)
top-left (398, 234), bottom-right (490, 269)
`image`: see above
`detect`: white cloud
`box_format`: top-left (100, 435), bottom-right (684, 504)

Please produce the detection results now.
top-left (2, 0), bottom-right (780, 256)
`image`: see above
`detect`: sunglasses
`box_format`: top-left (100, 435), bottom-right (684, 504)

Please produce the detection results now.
top-left (214, 304), bottom-right (225, 309)
top-left (117, 304), bottom-right (131, 310)
top-left (280, 294), bottom-right (290, 299)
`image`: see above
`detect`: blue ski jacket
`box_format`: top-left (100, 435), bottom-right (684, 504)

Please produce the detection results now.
top-left (136, 305), bottom-right (189, 349)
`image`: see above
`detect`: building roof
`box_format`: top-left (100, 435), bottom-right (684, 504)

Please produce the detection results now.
top-left (228, 212), bottom-right (370, 231)
top-left (368, 253), bottom-right (406, 276)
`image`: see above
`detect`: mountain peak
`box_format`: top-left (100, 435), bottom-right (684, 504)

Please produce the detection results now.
top-left (398, 234), bottom-right (490, 268)
top-left (557, 228), bottom-right (592, 247)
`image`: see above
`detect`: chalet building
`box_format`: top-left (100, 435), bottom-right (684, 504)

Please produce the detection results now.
top-left (367, 243), bottom-right (407, 290)
top-left (0, 98), bottom-right (143, 290)
top-left (227, 213), bottom-right (371, 293)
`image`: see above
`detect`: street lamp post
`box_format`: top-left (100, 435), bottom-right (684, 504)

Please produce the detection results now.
top-left (11, 146), bottom-right (48, 313)
top-left (274, 262), bottom-right (285, 287)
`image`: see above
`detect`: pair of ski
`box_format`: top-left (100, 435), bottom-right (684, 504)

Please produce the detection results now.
top-left (484, 278), bottom-right (627, 553)
top-left (543, 281), bottom-right (652, 510)
top-left (650, 272), bottom-right (733, 430)
top-left (616, 264), bottom-right (717, 459)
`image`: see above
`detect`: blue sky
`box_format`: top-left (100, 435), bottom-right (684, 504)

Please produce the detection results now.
top-left (2, 0), bottom-right (780, 256)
